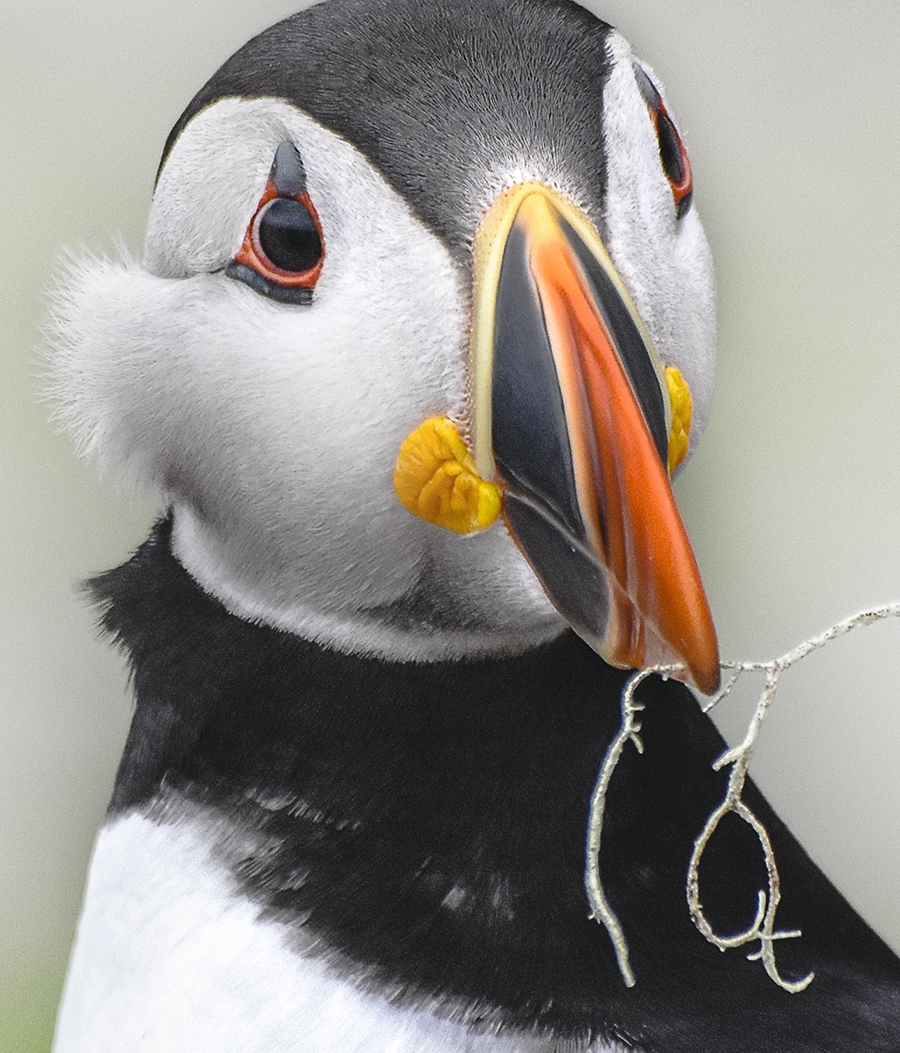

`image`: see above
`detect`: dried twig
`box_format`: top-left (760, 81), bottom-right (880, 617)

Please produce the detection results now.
top-left (583, 668), bottom-right (651, 988)
top-left (584, 603), bottom-right (900, 990)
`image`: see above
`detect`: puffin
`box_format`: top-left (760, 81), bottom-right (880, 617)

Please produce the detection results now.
top-left (48, 0), bottom-right (900, 1050)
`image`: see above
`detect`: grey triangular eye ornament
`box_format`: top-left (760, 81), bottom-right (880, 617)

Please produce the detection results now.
top-left (467, 183), bottom-right (720, 695)
top-left (226, 141), bottom-right (325, 304)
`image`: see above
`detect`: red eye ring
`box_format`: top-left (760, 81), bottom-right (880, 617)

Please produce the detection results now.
top-left (233, 182), bottom-right (325, 289)
top-left (633, 62), bottom-right (694, 218)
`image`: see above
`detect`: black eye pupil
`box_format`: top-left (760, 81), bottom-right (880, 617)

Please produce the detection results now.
top-left (655, 111), bottom-right (684, 187)
top-left (257, 197), bottom-right (322, 273)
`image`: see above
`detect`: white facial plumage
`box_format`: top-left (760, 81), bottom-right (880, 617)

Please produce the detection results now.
top-left (602, 32), bottom-right (716, 447)
top-left (48, 35), bottom-right (716, 663)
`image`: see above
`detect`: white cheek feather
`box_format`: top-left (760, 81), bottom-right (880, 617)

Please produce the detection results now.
top-left (601, 33), bottom-right (717, 448)
top-left (47, 99), bottom-right (564, 660)
top-left (54, 811), bottom-right (633, 1053)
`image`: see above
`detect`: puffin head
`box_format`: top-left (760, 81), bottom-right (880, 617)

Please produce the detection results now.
top-left (49, 0), bottom-right (719, 692)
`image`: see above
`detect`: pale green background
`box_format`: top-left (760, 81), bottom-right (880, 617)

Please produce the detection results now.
top-left (3, 1), bottom-right (899, 1048)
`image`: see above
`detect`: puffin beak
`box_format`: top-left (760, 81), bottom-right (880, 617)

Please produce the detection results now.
top-left (469, 182), bottom-right (720, 694)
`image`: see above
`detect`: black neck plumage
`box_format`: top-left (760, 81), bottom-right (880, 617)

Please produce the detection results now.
top-left (92, 517), bottom-right (900, 1052)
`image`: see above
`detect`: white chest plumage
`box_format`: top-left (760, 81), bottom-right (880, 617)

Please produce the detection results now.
top-left (55, 811), bottom-right (629, 1053)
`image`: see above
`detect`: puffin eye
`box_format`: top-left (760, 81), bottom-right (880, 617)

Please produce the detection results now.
top-left (227, 142), bottom-right (325, 305)
top-left (254, 197), bottom-right (323, 275)
top-left (655, 111), bottom-right (685, 188)
top-left (633, 62), bottom-right (694, 219)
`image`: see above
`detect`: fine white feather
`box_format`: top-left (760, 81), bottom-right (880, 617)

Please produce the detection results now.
top-left (48, 99), bottom-right (563, 662)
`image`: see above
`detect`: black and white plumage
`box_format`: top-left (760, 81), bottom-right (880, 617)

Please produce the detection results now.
top-left (48, 1), bottom-right (900, 1051)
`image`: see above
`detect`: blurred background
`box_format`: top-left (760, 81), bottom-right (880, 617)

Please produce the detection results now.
top-left (2, 0), bottom-right (899, 1048)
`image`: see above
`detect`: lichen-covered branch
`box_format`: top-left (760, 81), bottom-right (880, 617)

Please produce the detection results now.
top-left (583, 668), bottom-right (653, 988)
top-left (687, 663), bottom-right (813, 993)
top-left (583, 603), bottom-right (900, 991)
